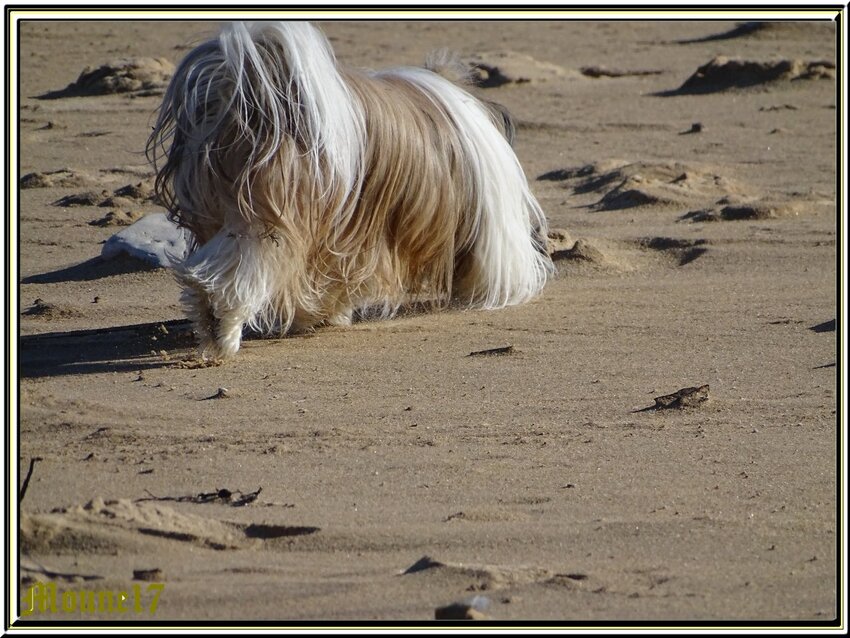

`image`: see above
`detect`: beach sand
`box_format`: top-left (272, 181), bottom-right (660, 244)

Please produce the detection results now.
top-left (15, 18), bottom-right (839, 623)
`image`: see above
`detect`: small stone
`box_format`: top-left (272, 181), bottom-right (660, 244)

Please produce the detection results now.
top-left (681, 122), bottom-right (703, 134)
top-left (132, 568), bottom-right (163, 581)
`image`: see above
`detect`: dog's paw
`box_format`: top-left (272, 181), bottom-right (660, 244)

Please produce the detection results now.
top-left (216, 334), bottom-right (242, 359)
top-left (196, 329), bottom-right (238, 361)
top-left (325, 309), bottom-right (353, 327)
top-left (199, 336), bottom-right (241, 360)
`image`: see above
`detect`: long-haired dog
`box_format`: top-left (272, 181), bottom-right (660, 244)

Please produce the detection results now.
top-left (147, 21), bottom-right (553, 359)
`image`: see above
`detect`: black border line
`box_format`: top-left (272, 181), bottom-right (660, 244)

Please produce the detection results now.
top-left (837, 6), bottom-right (847, 634)
top-left (4, 4), bottom-right (10, 634)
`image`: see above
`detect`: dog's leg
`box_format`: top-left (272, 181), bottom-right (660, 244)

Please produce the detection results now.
top-left (178, 229), bottom-right (274, 359)
top-left (211, 303), bottom-right (253, 359)
top-left (177, 275), bottom-right (218, 356)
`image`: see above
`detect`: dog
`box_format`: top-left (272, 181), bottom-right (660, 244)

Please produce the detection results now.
top-left (147, 21), bottom-right (554, 359)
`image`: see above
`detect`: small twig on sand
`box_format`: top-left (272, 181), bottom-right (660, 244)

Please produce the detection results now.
top-left (136, 487), bottom-right (263, 507)
top-left (467, 345), bottom-right (514, 357)
top-left (634, 384), bottom-right (710, 413)
top-left (20, 457), bottom-right (43, 502)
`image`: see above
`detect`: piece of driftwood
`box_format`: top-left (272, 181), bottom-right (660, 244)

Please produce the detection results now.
top-left (467, 345), bottom-right (514, 357)
top-left (636, 384), bottom-right (710, 412)
top-left (136, 487), bottom-right (262, 507)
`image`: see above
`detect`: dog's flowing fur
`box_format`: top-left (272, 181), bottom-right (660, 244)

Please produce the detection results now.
top-left (147, 22), bottom-right (553, 358)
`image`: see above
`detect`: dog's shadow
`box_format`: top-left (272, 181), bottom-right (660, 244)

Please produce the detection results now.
top-left (19, 301), bottom-right (451, 378)
top-left (19, 319), bottom-right (196, 378)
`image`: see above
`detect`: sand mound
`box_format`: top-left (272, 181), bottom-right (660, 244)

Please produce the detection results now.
top-left (551, 239), bottom-right (607, 265)
top-left (545, 228), bottom-right (574, 254)
top-left (664, 56), bottom-right (835, 95)
top-left (542, 161), bottom-right (808, 223)
top-left (551, 235), bottom-right (710, 273)
top-left (21, 499), bottom-right (240, 553)
top-left (100, 195), bottom-right (140, 209)
top-left (467, 51), bottom-right (578, 87)
top-left (21, 298), bottom-right (83, 320)
top-left (20, 169), bottom-right (95, 189)
top-left (546, 228), bottom-right (630, 276)
top-left (402, 555), bottom-right (602, 592)
top-left (541, 160), bottom-right (749, 212)
top-left (21, 498), bottom-right (319, 555)
top-left (84, 181), bottom-right (157, 225)
top-left (54, 190), bottom-right (110, 207)
top-left (37, 57), bottom-right (174, 99)
top-left (678, 21), bottom-right (836, 44)
top-left (680, 199), bottom-right (803, 222)
top-left (403, 555), bottom-right (551, 587)
top-left (89, 210), bottom-right (145, 227)
top-left (84, 498), bottom-right (243, 548)
top-left (53, 180), bottom-right (156, 209)
top-left (113, 181), bottom-right (155, 201)
top-left (635, 236), bottom-right (710, 266)
top-left (550, 237), bottom-right (648, 275)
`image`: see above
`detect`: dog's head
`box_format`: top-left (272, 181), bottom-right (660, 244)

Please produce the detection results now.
top-left (146, 22), bottom-right (365, 245)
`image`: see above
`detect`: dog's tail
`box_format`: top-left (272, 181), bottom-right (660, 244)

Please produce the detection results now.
top-left (378, 66), bottom-right (554, 309)
top-left (147, 21), bottom-right (366, 239)
top-left (424, 48), bottom-right (475, 85)
top-left (424, 50), bottom-right (516, 145)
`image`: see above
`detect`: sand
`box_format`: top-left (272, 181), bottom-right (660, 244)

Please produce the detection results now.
top-left (14, 17), bottom-right (840, 625)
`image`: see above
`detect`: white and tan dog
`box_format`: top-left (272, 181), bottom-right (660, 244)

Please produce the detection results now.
top-left (147, 21), bottom-right (553, 359)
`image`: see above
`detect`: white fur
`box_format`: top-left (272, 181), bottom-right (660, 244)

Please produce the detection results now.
top-left (376, 66), bottom-right (551, 308)
top-left (148, 21), bottom-right (554, 359)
